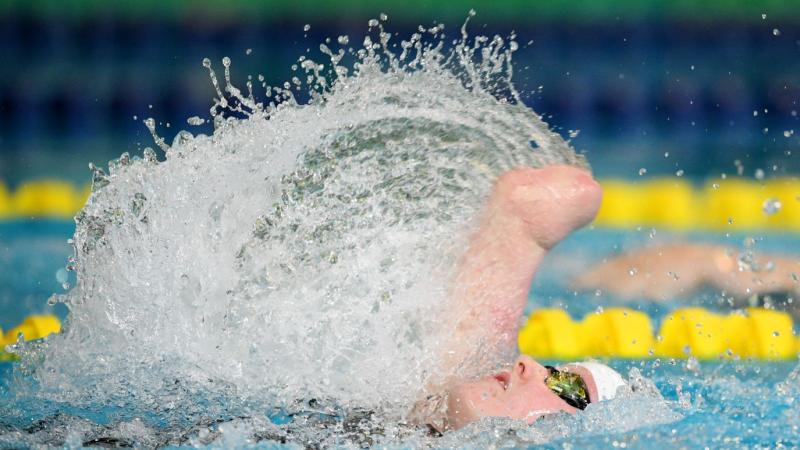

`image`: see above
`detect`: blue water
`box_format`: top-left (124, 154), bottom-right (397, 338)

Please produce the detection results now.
top-left (1, 221), bottom-right (798, 448)
top-left (0, 221), bottom-right (72, 330)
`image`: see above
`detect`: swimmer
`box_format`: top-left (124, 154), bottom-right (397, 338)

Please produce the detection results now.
top-left (573, 243), bottom-right (800, 307)
top-left (410, 165), bottom-right (626, 432)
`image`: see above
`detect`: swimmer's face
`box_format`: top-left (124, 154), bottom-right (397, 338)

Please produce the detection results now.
top-left (445, 355), bottom-right (599, 430)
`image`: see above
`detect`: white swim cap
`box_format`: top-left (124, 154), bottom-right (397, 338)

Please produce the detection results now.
top-left (571, 362), bottom-right (626, 402)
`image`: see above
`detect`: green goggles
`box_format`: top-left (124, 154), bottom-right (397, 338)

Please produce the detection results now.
top-left (544, 366), bottom-right (590, 410)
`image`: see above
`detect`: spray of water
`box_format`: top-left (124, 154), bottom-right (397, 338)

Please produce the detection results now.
top-left (7, 13), bottom-right (596, 443)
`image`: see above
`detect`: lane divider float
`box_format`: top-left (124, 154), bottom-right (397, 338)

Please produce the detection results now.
top-left (1, 308), bottom-right (797, 362)
top-left (595, 177), bottom-right (800, 231)
top-left (0, 180), bottom-right (90, 220)
top-left (1, 177), bottom-right (800, 230)
top-left (519, 307), bottom-right (799, 360)
top-left (0, 315), bottom-right (61, 361)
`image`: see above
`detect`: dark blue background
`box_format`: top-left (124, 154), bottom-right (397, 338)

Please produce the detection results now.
top-left (1, 6), bottom-right (799, 185)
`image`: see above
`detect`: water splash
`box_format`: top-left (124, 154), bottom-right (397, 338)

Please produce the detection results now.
top-left (8, 16), bottom-right (586, 444)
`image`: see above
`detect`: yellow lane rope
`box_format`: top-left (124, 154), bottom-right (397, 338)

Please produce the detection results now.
top-left (519, 307), bottom-right (799, 360)
top-left (596, 178), bottom-right (800, 231)
top-left (0, 308), bottom-right (797, 362)
top-left (1, 177), bottom-right (798, 230)
top-left (0, 315), bottom-right (61, 361)
top-left (0, 181), bottom-right (90, 220)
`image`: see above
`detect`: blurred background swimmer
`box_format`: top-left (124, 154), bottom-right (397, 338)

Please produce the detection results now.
top-left (574, 243), bottom-right (800, 316)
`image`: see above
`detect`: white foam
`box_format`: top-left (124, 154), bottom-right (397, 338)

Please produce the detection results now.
top-left (17, 19), bottom-right (583, 426)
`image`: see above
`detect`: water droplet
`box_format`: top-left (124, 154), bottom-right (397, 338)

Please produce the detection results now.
top-left (131, 193), bottom-right (147, 217)
top-left (762, 13), bottom-right (767, 19)
top-left (337, 35), bottom-right (349, 45)
top-left (712, 183), bottom-right (720, 189)
top-left (638, 168), bottom-right (647, 176)
top-left (172, 130), bottom-right (194, 148)
top-left (664, 151), bottom-right (670, 158)
top-left (675, 169), bottom-right (684, 177)
top-left (595, 306), bottom-right (604, 314)
top-left (594, 289), bottom-right (602, 297)
top-left (222, 56), bottom-right (231, 68)
top-left (368, 19), bottom-right (379, 27)
top-left (773, 28), bottom-right (781, 36)
top-left (202, 58), bottom-right (211, 68)
top-left (755, 168), bottom-right (765, 180)
top-left (245, 48), bottom-right (252, 55)
top-left (88, 162), bottom-right (110, 191)
top-left (734, 160), bottom-right (744, 176)
top-left (738, 248), bottom-right (758, 272)
top-left (668, 271), bottom-right (679, 280)
top-left (784, 130), bottom-right (794, 138)
top-left (773, 331), bottom-right (780, 337)
top-left (143, 147), bottom-right (158, 164)
top-left (56, 267), bottom-right (69, 284)
top-left (144, 118), bottom-right (170, 152)
top-left (762, 198), bottom-right (782, 215)
top-left (628, 267), bottom-right (638, 276)
top-left (379, 13), bottom-right (388, 21)
top-left (303, 24), bottom-right (311, 32)
top-left (187, 116), bottom-right (206, 126)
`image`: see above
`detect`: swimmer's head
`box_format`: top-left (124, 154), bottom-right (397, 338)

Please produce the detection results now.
top-left (442, 355), bottom-right (625, 431)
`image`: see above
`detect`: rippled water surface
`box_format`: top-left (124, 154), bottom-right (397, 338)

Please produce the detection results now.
top-left (3, 224), bottom-right (799, 448)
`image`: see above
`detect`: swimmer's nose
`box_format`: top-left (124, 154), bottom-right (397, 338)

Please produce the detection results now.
top-left (514, 355), bottom-right (549, 382)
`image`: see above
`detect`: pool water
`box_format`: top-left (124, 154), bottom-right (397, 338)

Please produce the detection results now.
top-left (1, 222), bottom-right (798, 448)
top-left (0, 221), bottom-right (73, 331)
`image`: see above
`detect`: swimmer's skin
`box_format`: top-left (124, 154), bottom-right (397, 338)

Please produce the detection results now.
top-left (447, 165), bottom-right (602, 363)
top-left (429, 165), bottom-right (603, 430)
top-left (573, 243), bottom-right (800, 301)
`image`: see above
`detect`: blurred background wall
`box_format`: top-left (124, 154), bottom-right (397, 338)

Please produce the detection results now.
top-left (0, 0), bottom-right (798, 186)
